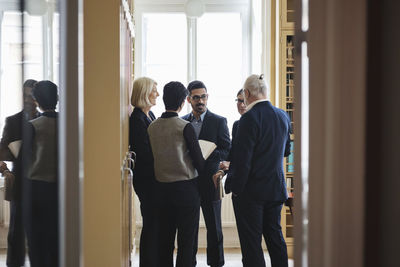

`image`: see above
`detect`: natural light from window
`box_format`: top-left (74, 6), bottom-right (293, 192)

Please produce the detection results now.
top-left (197, 13), bottom-right (242, 131)
top-left (142, 13), bottom-right (187, 117)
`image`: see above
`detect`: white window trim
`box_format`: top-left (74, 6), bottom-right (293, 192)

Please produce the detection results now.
top-left (134, 3), bottom-right (251, 84)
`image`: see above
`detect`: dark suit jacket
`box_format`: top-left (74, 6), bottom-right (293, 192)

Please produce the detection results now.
top-left (182, 109), bottom-right (231, 201)
top-left (227, 120), bottom-right (239, 162)
top-left (0, 111), bottom-right (37, 200)
top-left (226, 101), bottom-right (291, 203)
top-left (129, 107), bottom-right (156, 201)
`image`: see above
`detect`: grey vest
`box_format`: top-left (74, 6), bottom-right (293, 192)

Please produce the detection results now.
top-left (148, 117), bottom-right (198, 183)
top-left (29, 116), bottom-right (58, 182)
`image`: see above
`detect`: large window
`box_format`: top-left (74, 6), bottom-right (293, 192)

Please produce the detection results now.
top-left (142, 13), bottom-right (187, 117)
top-left (197, 13), bottom-right (243, 130)
top-left (136, 6), bottom-right (251, 132)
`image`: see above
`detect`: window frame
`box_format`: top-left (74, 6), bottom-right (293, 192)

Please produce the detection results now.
top-left (134, 2), bottom-right (251, 88)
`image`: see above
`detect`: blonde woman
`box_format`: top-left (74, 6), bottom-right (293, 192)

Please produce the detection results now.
top-left (129, 77), bottom-right (159, 267)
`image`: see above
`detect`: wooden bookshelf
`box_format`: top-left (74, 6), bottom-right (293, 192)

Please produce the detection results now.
top-left (279, 0), bottom-right (295, 259)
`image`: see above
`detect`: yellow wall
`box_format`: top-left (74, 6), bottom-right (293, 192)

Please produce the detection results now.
top-left (83, 0), bottom-right (121, 266)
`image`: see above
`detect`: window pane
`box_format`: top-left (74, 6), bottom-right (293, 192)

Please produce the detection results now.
top-left (143, 13), bottom-right (187, 117)
top-left (197, 13), bottom-right (243, 131)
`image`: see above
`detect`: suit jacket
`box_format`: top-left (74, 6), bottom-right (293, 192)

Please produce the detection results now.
top-left (182, 109), bottom-right (230, 201)
top-left (0, 111), bottom-right (37, 200)
top-left (129, 107), bottom-right (156, 200)
top-left (226, 101), bottom-right (291, 203)
top-left (227, 120), bottom-right (239, 162)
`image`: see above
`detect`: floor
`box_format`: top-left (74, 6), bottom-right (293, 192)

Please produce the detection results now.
top-left (132, 248), bottom-right (294, 267)
top-left (0, 248), bottom-right (294, 267)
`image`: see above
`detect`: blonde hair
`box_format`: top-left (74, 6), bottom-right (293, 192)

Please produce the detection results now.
top-left (243, 74), bottom-right (269, 98)
top-left (130, 77), bottom-right (156, 108)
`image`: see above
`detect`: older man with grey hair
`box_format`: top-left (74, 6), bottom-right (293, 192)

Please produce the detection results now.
top-left (225, 74), bottom-right (291, 267)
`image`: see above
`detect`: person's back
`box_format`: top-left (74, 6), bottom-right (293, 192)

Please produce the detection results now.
top-left (147, 81), bottom-right (205, 267)
top-left (232, 101), bottom-right (290, 202)
top-left (148, 116), bottom-right (198, 183)
top-left (29, 115), bottom-right (58, 183)
top-left (226, 74), bottom-right (290, 267)
top-left (24, 80), bottom-right (59, 267)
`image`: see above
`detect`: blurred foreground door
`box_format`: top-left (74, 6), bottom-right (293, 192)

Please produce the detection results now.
top-left (120, 1), bottom-right (135, 266)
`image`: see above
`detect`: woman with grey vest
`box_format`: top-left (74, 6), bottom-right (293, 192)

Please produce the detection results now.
top-left (147, 81), bottom-right (205, 267)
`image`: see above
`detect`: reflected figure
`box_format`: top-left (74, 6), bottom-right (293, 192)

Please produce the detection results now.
top-left (0, 79), bottom-right (38, 267)
top-left (25, 80), bottom-right (59, 267)
top-left (129, 77), bottom-right (160, 267)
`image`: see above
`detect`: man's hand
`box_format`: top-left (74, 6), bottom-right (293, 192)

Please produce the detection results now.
top-left (212, 170), bottom-right (224, 188)
top-left (0, 161), bottom-right (8, 174)
top-left (219, 161), bottom-right (230, 171)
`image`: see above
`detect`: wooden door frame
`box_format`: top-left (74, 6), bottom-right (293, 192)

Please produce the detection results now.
top-left (294, 0), bottom-right (367, 266)
top-left (59, 0), bottom-right (83, 266)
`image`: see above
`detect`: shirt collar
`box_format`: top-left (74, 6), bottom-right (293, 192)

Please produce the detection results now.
top-left (161, 112), bottom-right (178, 118)
top-left (245, 99), bottom-right (268, 112)
top-left (191, 110), bottom-right (207, 122)
top-left (41, 111), bottom-right (58, 118)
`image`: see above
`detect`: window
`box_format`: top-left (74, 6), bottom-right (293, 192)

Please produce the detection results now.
top-left (137, 9), bottom-right (250, 132)
top-left (142, 13), bottom-right (187, 116)
top-left (197, 13), bottom-right (243, 130)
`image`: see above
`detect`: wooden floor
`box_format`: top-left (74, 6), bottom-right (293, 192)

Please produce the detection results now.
top-left (132, 248), bottom-right (294, 267)
top-left (0, 248), bottom-right (294, 267)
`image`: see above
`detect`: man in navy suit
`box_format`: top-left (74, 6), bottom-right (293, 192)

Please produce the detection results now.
top-left (182, 80), bottom-right (230, 267)
top-left (225, 74), bottom-right (291, 267)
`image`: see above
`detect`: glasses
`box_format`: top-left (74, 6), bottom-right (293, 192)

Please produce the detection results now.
top-left (235, 98), bottom-right (245, 104)
top-left (190, 94), bottom-right (208, 101)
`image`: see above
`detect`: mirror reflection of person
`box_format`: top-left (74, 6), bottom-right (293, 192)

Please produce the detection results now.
top-left (0, 161), bottom-right (14, 201)
top-left (129, 77), bottom-right (160, 267)
top-left (25, 80), bottom-right (59, 267)
top-left (0, 79), bottom-right (38, 267)
top-left (147, 81), bottom-right (205, 266)
top-left (225, 74), bottom-right (291, 267)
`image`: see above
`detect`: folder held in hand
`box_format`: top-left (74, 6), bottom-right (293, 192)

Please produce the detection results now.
top-left (198, 140), bottom-right (217, 160)
top-left (8, 140), bottom-right (22, 158)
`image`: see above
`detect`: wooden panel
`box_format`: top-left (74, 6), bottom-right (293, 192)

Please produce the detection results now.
top-left (83, 0), bottom-right (121, 266)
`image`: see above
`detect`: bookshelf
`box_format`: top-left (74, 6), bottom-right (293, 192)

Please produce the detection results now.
top-left (279, 0), bottom-right (295, 259)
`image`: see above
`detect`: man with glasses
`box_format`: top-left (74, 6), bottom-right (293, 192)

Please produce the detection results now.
top-left (182, 80), bottom-right (230, 267)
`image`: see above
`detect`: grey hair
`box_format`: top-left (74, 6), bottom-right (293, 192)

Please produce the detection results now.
top-left (243, 74), bottom-right (268, 97)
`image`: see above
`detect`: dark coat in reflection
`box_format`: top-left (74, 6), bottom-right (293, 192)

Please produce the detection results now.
top-left (0, 111), bottom-right (37, 267)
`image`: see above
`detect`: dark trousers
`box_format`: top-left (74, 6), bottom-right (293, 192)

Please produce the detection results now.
top-left (6, 199), bottom-right (25, 267)
top-left (156, 179), bottom-right (200, 267)
top-left (138, 199), bottom-right (159, 267)
top-left (193, 200), bottom-right (224, 267)
top-left (24, 180), bottom-right (58, 267)
top-left (233, 196), bottom-right (288, 267)
top-left (158, 202), bottom-right (200, 267)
